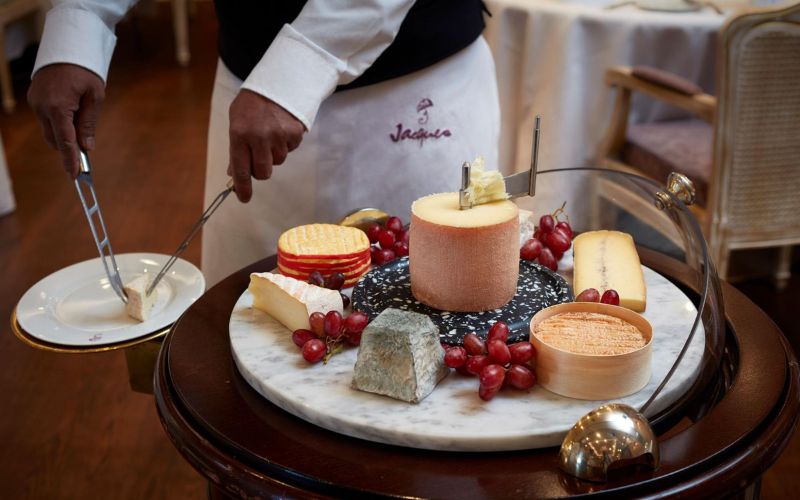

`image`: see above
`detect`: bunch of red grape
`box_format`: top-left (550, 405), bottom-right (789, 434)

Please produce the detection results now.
top-left (575, 287), bottom-right (620, 306)
top-left (307, 271), bottom-right (352, 308)
top-left (366, 215), bottom-right (409, 266)
top-left (520, 204), bottom-right (572, 272)
top-left (442, 321), bottom-right (537, 401)
top-left (292, 311), bottom-right (369, 364)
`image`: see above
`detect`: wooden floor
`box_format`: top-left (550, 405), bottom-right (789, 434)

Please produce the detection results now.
top-left (0, 4), bottom-right (797, 499)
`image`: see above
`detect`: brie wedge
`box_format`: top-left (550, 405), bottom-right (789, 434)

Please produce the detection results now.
top-left (249, 272), bottom-right (343, 332)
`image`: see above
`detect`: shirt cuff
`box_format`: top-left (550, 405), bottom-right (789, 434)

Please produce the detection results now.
top-left (241, 25), bottom-right (344, 130)
top-left (32, 7), bottom-right (117, 83)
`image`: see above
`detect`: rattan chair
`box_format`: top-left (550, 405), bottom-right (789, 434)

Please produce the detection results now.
top-left (597, 3), bottom-right (800, 286)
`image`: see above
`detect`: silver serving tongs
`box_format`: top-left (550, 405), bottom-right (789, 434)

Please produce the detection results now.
top-left (460, 115), bottom-right (542, 210)
top-left (145, 179), bottom-right (235, 296)
top-left (74, 151), bottom-right (128, 303)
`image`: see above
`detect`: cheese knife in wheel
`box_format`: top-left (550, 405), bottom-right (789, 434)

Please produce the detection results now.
top-left (459, 115), bottom-right (541, 209)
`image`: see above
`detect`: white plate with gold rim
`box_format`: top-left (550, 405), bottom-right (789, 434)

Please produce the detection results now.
top-left (16, 253), bottom-right (205, 347)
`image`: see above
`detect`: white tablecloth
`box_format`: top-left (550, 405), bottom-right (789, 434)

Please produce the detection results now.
top-left (484, 0), bottom-right (726, 213)
top-left (0, 134), bottom-right (14, 216)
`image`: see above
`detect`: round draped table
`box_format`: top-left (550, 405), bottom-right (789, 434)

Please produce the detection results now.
top-left (483, 0), bottom-right (727, 214)
top-left (154, 253), bottom-right (799, 499)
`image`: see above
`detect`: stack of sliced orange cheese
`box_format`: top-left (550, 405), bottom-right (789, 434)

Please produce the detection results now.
top-left (277, 224), bottom-right (371, 288)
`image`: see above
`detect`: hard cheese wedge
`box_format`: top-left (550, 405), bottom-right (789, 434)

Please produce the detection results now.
top-left (249, 272), bottom-right (343, 332)
top-left (572, 230), bottom-right (647, 312)
top-left (124, 274), bottom-right (157, 322)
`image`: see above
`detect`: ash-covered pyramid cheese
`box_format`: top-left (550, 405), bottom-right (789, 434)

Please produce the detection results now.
top-left (352, 309), bottom-right (448, 404)
top-left (249, 272), bottom-right (343, 332)
top-left (124, 274), bottom-right (158, 322)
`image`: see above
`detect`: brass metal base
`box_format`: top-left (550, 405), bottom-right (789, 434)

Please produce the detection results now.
top-left (10, 305), bottom-right (170, 394)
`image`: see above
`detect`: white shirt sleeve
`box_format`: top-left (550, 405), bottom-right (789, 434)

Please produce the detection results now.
top-left (240, 1), bottom-right (416, 130)
top-left (32, 0), bottom-right (139, 83)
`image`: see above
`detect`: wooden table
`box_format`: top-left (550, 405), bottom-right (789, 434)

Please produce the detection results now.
top-left (154, 254), bottom-right (799, 498)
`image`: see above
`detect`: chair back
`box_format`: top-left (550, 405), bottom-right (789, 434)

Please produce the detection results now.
top-left (711, 3), bottom-right (800, 245)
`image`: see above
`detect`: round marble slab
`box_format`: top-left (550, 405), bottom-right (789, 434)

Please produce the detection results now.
top-left (352, 257), bottom-right (572, 345)
top-left (230, 265), bottom-right (706, 452)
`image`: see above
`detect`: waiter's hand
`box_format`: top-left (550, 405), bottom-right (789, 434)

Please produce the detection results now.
top-left (228, 90), bottom-right (305, 202)
top-left (28, 64), bottom-right (105, 178)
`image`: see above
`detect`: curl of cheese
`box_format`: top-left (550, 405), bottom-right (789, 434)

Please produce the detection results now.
top-left (409, 193), bottom-right (519, 312)
top-left (465, 156), bottom-right (509, 206)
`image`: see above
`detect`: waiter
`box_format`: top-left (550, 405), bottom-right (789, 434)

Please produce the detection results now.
top-left (28, 1), bottom-right (500, 284)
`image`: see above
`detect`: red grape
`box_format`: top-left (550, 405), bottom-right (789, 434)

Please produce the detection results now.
top-left (292, 329), bottom-right (316, 348)
top-left (397, 228), bottom-right (410, 244)
top-left (506, 364), bottom-right (536, 389)
top-left (302, 338), bottom-right (326, 363)
top-left (487, 339), bottom-right (511, 365)
top-left (555, 221), bottom-right (573, 239)
top-left (552, 249), bottom-right (564, 261)
top-left (509, 341), bottom-right (535, 364)
top-left (601, 289), bottom-right (620, 306)
top-left (346, 330), bottom-right (362, 346)
top-left (480, 364), bottom-right (506, 390)
top-left (538, 247), bottom-right (558, 271)
top-left (323, 310), bottom-right (344, 338)
top-left (308, 271), bottom-right (325, 288)
top-left (374, 248), bottom-right (396, 265)
top-left (487, 321), bottom-right (509, 343)
top-left (478, 384), bottom-right (500, 401)
top-left (539, 215), bottom-right (555, 234)
top-left (520, 238), bottom-right (543, 261)
top-left (370, 245), bottom-right (381, 264)
top-left (344, 311), bottom-right (369, 334)
top-left (465, 354), bottom-right (490, 375)
top-left (340, 292), bottom-right (350, 309)
top-left (309, 312), bottom-right (326, 337)
top-left (386, 216), bottom-right (404, 234)
top-left (463, 333), bottom-right (486, 356)
top-left (378, 229), bottom-right (396, 249)
top-left (393, 241), bottom-right (409, 257)
top-left (533, 229), bottom-right (543, 241)
top-left (444, 346), bottom-right (468, 368)
top-left (545, 230), bottom-right (571, 253)
top-left (575, 288), bottom-right (600, 302)
top-left (325, 272), bottom-right (345, 291)
top-left (366, 223), bottom-right (382, 244)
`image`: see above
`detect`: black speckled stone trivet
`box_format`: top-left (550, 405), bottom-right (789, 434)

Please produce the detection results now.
top-left (351, 257), bottom-right (571, 345)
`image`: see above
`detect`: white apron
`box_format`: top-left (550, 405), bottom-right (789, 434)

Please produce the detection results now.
top-left (201, 37), bottom-right (500, 285)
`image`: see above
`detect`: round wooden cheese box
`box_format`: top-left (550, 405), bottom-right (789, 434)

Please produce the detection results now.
top-left (530, 302), bottom-right (653, 400)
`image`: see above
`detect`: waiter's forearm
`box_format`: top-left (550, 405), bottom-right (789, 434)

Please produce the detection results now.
top-left (241, 0), bottom-right (416, 130)
top-left (32, 0), bottom-right (140, 82)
